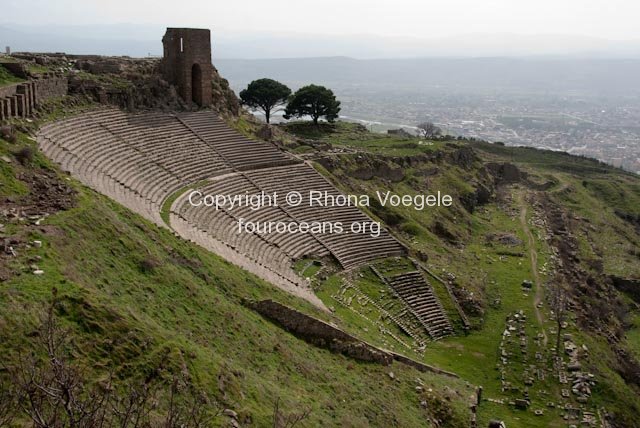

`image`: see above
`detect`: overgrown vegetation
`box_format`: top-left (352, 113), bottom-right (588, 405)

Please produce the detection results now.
top-left (0, 122), bottom-right (474, 427)
top-left (0, 65), bottom-right (24, 87)
top-left (3, 293), bottom-right (222, 427)
top-left (286, 120), bottom-right (640, 426)
top-left (282, 120), bottom-right (449, 155)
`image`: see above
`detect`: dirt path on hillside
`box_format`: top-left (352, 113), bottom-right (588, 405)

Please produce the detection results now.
top-left (517, 192), bottom-right (548, 347)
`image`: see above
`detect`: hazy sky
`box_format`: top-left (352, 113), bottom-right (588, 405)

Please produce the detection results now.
top-left (3, 0), bottom-right (640, 40)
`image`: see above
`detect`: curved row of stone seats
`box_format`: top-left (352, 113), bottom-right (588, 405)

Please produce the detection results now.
top-left (177, 111), bottom-right (299, 171)
top-left (87, 109), bottom-right (233, 182)
top-left (244, 164), bottom-right (405, 269)
top-left (40, 134), bottom-right (165, 224)
top-left (181, 204), bottom-right (292, 275)
top-left (171, 180), bottom-right (306, 286)
top-left (196, 175), bottom-right (329, 259)
top-left (386, 271), bottom-right (453, 339)
top-left (37, 108), bottom-right (329, 309)
top-left (40, 115), bottom-right (173, 190)
top-left (38, 113), bottom-right (185, 207)
top-left (169, 210), bottom-right (324, 308)
top-left (174, 173), bottom-right (330, 266)
top-left (38, 133), bottom-right (165, 226)
top-left (85, 110), bottom-right (224, 176)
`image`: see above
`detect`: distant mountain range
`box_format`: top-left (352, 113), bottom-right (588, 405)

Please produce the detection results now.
top-left (4, 23), bottom-right (640, 101)
top-left (215, 56), bottom-right (640, 96)
top-left (2, 23), bottom-right (640, 59)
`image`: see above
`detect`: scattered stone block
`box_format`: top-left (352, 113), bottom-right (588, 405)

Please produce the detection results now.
top-left (567, 361), bottom-right (581, 372)
top-left (223, 409), bottom-right (238, 419)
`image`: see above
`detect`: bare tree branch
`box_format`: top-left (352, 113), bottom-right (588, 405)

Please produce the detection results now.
top-left (416, 121), bottom-right (442, 138)
top-left (4, 294), bottom-right (223, 428)
top-left (272, 396), bottom-right (312, 428)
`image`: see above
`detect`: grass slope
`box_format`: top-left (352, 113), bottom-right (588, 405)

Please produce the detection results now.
top-left (0, 128), bottom-right (473, 427)
top-left (0, 65), bottom-right (24, 87)
top-left (282, 121), bottom-right (640, 427)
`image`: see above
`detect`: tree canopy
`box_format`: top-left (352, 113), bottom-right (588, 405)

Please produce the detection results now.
top-left (416, 121), bottom-right (442, 138)
top-left (239, 78), bottom-right (291, 124)
top-left (284, 84), bottom-right (341, 125)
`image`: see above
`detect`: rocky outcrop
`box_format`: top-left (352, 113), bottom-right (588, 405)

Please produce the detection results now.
top-left (0, 61), bottom-right (29, 78)
top-left (211, 67), bottom-right (240, 117)
top-left (323, 153), bottom-right (406, 182)
top-left (448, 145), bottom-right (477, 169)
top-left (67, 67), bottom-right (186, 111)
top-left (485, 162), bottom-right (526, 184)
top-left (459, 183), bottom-right (492, 213)
top-left (76, 58), bottom-right (126, 74)
top-left (351, 158), bottom-right (405, 182)
top-left (614, 209), bottom-right (640, 232)
top-left (67, 55), bottom-right (241, 116)
top-left (609, 276), bottom-right (640, 304)
top-left (431, 221), bottom-right (459, 245)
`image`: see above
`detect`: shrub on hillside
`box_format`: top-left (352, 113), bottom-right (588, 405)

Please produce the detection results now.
top-left (369, 198), bottom-right (404, 226)
top-left (400, 221), bottom-right (422, 236)
top-left (139, 256), bottom-right (161, 273)
top-left (13, 146), bottom-right (34, 165)
top-left (2, 297), bottom-right (222, 427)
top-left (0, 125), bottom-right (16, 143)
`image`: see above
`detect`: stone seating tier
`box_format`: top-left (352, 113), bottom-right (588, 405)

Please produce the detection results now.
top-left (38, 108), bottom-right (409, 309)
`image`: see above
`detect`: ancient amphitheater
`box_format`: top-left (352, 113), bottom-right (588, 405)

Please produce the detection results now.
top-left (33, 28), bottom-right (454, 340)
top-left (37, 108), bottom-right (411, 308)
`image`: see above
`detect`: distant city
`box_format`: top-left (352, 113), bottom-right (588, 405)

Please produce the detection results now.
top-left (2, 24), bottom-right (639, 173)
top-left (335, 87), bottom-right (640, 173)
top-left (217, 57), bottom-right (640, 174)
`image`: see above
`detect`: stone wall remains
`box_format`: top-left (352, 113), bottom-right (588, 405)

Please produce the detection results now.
top-left (0, 74), bottom-right (67, 122)
top-left (250, 299), bottom-right (394, 365)
top-left (389, 352), bottom-right (460, 378)
top-left (250, 299), bottom-right (463, 377)
top-left (0, 61), bottom-right (29, 78)
top-left (35, 75), bottom-right (68, 100)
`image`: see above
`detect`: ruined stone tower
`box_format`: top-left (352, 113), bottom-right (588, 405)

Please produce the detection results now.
top-left (161, 28), bottom-right (213, 107)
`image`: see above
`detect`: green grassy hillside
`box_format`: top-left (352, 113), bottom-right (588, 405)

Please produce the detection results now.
top-left (280, 121), bottom-right (640, 427)
top-left (0, 65), bottom-right (24, 87)
top-left (2, 111), bottom-right (639, 427)
top-left (0, 128), bottom-right (474, 427)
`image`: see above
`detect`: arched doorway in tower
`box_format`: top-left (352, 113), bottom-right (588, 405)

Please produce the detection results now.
top-left (191, 63), bottom-right (203, 106)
